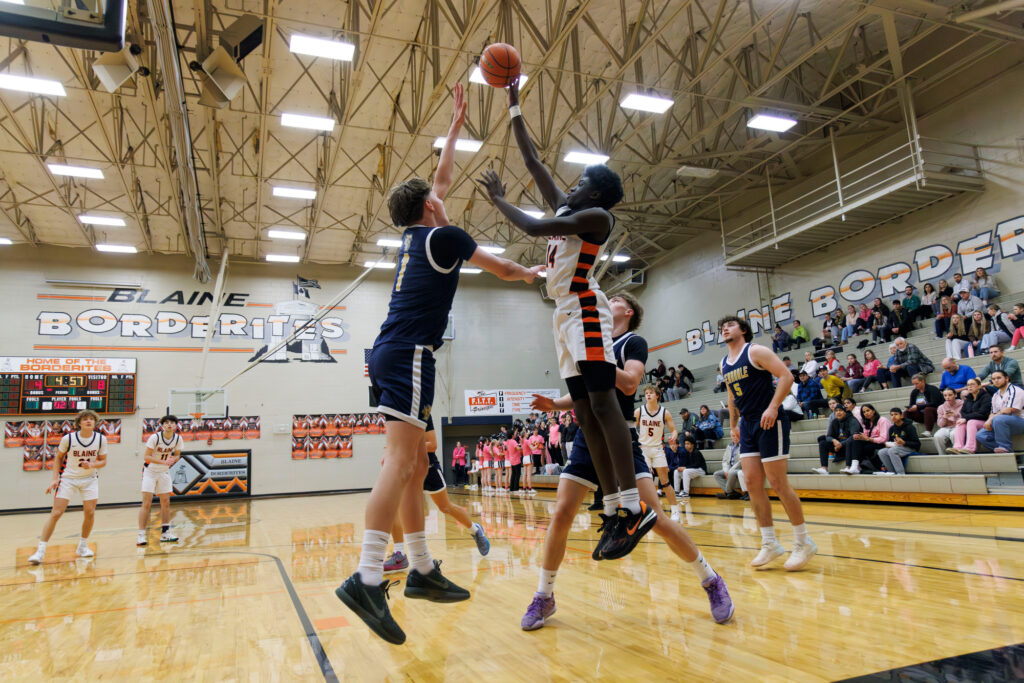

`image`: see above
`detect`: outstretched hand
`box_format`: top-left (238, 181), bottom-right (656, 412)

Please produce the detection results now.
top-left (506, 76), bottom-right (520, 107)
top-left (450, 82), bottom-right (466, 131)
top-left (530, 393), bottom-right (556, 411)
top-left (476, 169), bottom-right (506, 201)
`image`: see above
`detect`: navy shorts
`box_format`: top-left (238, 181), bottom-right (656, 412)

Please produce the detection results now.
top-left (368, 342), bottom-right (435, 428)
top-left (560, 427), bottom-right (652, 491)
top-left (738, 412), bottom-right (791, 462)
top-left (423, 451), bottom-right (446, 493)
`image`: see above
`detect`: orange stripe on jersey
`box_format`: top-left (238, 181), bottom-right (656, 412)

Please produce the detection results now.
top-left (584, 331), bottom-right (604, 338)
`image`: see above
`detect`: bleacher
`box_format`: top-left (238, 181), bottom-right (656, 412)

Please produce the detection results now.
top-left (651, 289), bottom-right (1024, 507)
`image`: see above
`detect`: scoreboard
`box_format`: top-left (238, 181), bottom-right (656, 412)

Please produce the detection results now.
top-left (0, 357), bottom-right (137, 416)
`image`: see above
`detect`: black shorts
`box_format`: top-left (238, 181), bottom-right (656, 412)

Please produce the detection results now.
top-left (738, 412), bottom-right (791, 462)
top-left (560, 427), bottom-right (652, 490)
top-left (368, 342), bottom-right (434, 428)
top-left (423, 451), bottom-right (446, 493)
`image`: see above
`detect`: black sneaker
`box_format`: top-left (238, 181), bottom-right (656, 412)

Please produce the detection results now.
top-left (335, 573), bottom-right (406, 644)
top-left (587, 501), bottom-right (603, 511)
top-left (592, 513), bottom-right (617, 560)
top-left (602, 503), bottom-right (658, 560)
top-left (404, 560), bottom-right (470, 603)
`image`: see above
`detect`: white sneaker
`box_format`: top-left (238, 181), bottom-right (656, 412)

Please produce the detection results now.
top-left (811, 467), bottom-right (829, 475)
top-left (160, 530), bottom-right (179, 542)
top-left (920, 430), bottom-right (932, 437)
top-left (750, 540), bottom-right (786, 567)
top-left (76, 542), bottom-right (94, 558)
top-left (848, 463), bottom-right (861, 474)
top-left (839, 466), bottom-right (851, 474)
top-left (784, 539), bottom-right (818, 571)
top-left (137, 531), bottom-right (147, 547)
top-left (28, 548), bottom-right (45, 565)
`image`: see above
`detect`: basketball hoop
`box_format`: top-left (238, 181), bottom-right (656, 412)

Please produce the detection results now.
top-left (189, 412), bottom-right (205, 422)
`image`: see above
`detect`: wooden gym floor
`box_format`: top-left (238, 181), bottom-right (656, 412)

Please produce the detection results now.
top-left (1, 491), bottom-right (1023, 681)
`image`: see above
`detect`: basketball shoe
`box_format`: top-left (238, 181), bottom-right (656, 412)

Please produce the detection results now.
top-left (404, 560), bottom-right (470, 602)
top-left (601, 502), bottom-right (658, 560)
top-left (521, 594), bottom-right (556, 631)
top-left (336, 574), bottom-right (405, 644)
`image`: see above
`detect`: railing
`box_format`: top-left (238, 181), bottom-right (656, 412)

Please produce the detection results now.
top-left (723, 138), bottom-right (982, 259)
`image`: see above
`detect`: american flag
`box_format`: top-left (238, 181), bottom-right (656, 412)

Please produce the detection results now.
top-left (364, 348), bottom-right (372, 377)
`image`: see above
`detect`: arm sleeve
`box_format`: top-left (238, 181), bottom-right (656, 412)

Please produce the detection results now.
top-left (623, 336), bottom-right (649, 366)
top-left (427, 226), bottom-right (479, 270)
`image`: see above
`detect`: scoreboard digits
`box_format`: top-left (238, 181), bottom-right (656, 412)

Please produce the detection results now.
top-left (0, 357), bottom-right (137, 416)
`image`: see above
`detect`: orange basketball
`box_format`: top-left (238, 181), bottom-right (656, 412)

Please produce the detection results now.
top-left (479, 43), bottom-right (521, 88)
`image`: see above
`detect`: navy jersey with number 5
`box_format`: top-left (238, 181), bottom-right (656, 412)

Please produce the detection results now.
top-left (721, 343), bottom-right (776, 421)
top-left (374, 225), bottom-right (478, 350)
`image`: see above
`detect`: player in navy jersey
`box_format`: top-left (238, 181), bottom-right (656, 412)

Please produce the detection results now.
top-left (522, 293), bottom-right (733, 631)
top-left (476, 77), bottom-right (656, 561)
top-left (336, 83), bottom-right (540, 645)
top-left (719, 316), bottom-right (817, 571)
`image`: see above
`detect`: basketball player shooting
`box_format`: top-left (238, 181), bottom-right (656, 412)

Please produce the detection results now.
top-left (476, 77), bottom-right (656, 560)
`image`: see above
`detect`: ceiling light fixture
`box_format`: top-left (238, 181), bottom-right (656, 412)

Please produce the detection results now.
top-left (376, 238), bottom-right (404, 248)
top-left (564, 151), bottom-right (610, 165)
top-left (599, 254), bottom-right (630, 262)
top-left (0, 237), bottom-right (12, 245)
top-left (266, 254), bottom-right (300, 263)
top-left (78, 215), bottom-right (126, 226)
top-left (289, 34), bottom-right (356, 61)
top-left (364, 261), bottom-right (396, 269)
top-left (747, 113), bottom-right (797, 132)
top-left (0, 73), bottom-right (66, 97)
top-left (48, 163), bottom-right (103, 179)
top-left (433, 137), bottom-right (482, 153)
top-left (469, 66), bottom-right (527, 86)
top-left (675, 165), bottom-right (719, 179)
top-left (272, 186), bottom-right (317, 200)
top-left (95, 244), bottom-right (137, 253)
top-left (267, 229), bottom-right (306, 241)
top-left (620, 93), bottom-right (673, 113)
top-left (281, 112), bottom-right (335, 131)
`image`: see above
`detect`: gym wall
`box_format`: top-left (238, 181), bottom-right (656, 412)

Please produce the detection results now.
top-left (0, 249), bottom-right (559, 510)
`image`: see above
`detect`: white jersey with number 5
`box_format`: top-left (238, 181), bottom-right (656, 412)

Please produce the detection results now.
top-left (145, 432), bottom-right (182, 473)
top-left (638, 405), bottom-right (666, 449)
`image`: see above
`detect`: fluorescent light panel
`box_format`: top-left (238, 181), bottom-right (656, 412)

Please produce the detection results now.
top-left (281, 112), bottom-right (335, 131)
top-left (95, 244), bottom-right (137, 253)
top-left (469, 67), bottom-right (528, 86)
top-left (620, 93), bottom-right (673, 113)
top-left (747, 113), bottom-right (797, 132)
top-left (364, 261), bottom-right (395, 269)
top-left (0, 237), bottom-right (12, 245)
top-left (460, 267), bottom-right (482, 274)
top-left (599, 254), bottom-right (629, 262)
top-left (78, 215), bottom-right (126, 226)
top-left (376, 238), bottom-right (403, 248)
top-left (564, 151), bottom-right (609, 165)
top-left (266, 254), bottom-right (300, 263)
top-left (272, 186), bottom-right (317, 200)
top-left (480, 245), bottom-right (505, 254)
top-left (267, 229), bottom-right (306, 241)
top-left (433, 137), bottom-right (482, 153)
top-left (676, 165), bottom-right (718, 179)
top-left (48, 163), bottom-right (103, 179)
top-left (289, 35), bottom-right (355, 61)
top-left (0, 73), bottom-right (65, 96)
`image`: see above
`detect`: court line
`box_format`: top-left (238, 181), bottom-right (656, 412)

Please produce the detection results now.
top-left (0, 557), bottom-right (262, 588)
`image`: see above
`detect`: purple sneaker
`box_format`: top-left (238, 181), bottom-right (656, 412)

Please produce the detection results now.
top-left (702, 573), bottom-right (735, 624)
top-left (521, 593), bottom-right (556, 631)
top-left (383, 551), bottom-right (409, 574)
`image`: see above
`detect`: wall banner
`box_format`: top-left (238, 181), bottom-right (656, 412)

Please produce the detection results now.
top-left (170, 449), bottom-right (251, 499)
top-left (464, 389), bottom-right (562, 416)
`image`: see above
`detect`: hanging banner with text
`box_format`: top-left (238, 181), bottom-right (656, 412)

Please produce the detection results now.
top-left (464, 389), bottom-right (562, 416)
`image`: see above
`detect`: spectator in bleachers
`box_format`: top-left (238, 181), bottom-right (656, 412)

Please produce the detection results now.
top-left (950, 377), bottom-right (992, 453)
top-left (871, 309), bottom-right (892, 344)
top-left (782, 356), bottom-right (798, 378)
top-left (664, 436), bottom-right (684, 473)
top-left (801, 350), bottom-right (820, 377)
top-left (849, 403), bottom-right (892, 472)
top-left (844, 353), bottom-right (866, 393)
top-left (1008, 303), bottom-right (1024, 350)
top-left (791, 320), bottom-right (810, 349)
top-left (957, 289), bottom-right (985, 318)
top-left (772, 324), bottom-right (792, 353)
top-left (888, 300), bottom-right (913, 339)
top-left (856, 303), bottom-right (872, 334)
top-left (933, 388), bottom-right (963, 455)
top-left (951, 272), bottom-right (970, 297)
top-left (818, 366), bottom-right (852, 401)
top-left (676, 364), bottom-right (695, 398)
top-left (694, 405), bottom-right (723, 450)
top-left (859, 349), bottom-right (891, 391)
top-left (934, 296), bottom-right (955, 338)
top-left (796, 370), bottom-right (829, 419)
top-left (890, 337), bottom-right (934, 387)
top-left (919, 283), bottom-right (937, 320)
top-left (967, 310), bottom-right (991, 357)
top-left (781, 383), bottom-right (803, 422)
top-left (677, 408), bottom-right (697, 441)
top-left (945, 313), bottom-right (973, 359)
top-left (984, 304), bottom-right (1015, 349)
top-left (650, 359), bottom-right (666, 381)
top-left (840, 305), bottom-right (859, 343)
top-left (903, 286), bottom-right (922, 323)
top-left (812, 404), bottom-right (862, 475)
top-left (673, 437), bottom-right (707, 500)
top-left (658, 368), bottom-right (676, 399)
top-left (872, 297), bottom-right (890, 319)
top-left (843, 396), bottom-right (863, 426)
top-left (714, 370), bottom-right (726, 393)
top-left (713, 432), bottom-right (745, 500)
top-left (975, 370), bottom-right (1024, 453)
top-left (936, 278), bottom-right (954, 302)
top-left (977, 345), bottom-right (1023, 389)
top-left (905, 373), bottom-right (942, 436)
top-left (939, 357), bottom-right (977, 392)
top-left (823, 349), bottom-right (843, 375)
top-left (814, 325), bottom-right (838, 351)
top-left (878, 408), bottom-right (921, 475)
top-left (971, 267), bottom-right (1000, 304)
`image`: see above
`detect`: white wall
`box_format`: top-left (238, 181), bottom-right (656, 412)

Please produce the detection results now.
top-left (0, 247), bottom-right (560, 509)
top-left (639, 67), bottom-right (1024, 371)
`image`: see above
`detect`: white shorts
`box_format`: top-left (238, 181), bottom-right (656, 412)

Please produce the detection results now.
top-left (141, 467), bottom-right (173, 495)
top-left (641, 445), bottom-right (667, 469)
top-left (552, 291), bottom-right (615, 379)
top-left (56, 476), bottom-right (99, 502)
top-left (522, 455), bottom-right (532, 465)
top-left (504, 459), bottom-right (512, 468)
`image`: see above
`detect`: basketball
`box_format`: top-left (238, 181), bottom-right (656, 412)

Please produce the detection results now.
top-left (479, 43), bottom-right (521, 88)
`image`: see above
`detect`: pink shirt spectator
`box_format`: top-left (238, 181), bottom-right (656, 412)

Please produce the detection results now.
top-left (863, 417), bottom-right (893, 444)
top-left (549, 424), bottom-right (559, 446)
top-left (529, 435), bottom-right (545, 454)
top-left (453, 446), bottom-right (466, 465)
top-left (863, 359), bottom-right (882, 378)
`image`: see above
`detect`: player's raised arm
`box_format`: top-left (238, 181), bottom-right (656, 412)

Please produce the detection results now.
top-left (467, 246), bottom-right (542, 283)
top-left (476, 169), bottom-right (610, 239)
top-left (433, 83), bottom-right (466, 201)
top-left (530, 393), bottom-right (573, 412)
top-left (506, 78), bottom-right (566, 211)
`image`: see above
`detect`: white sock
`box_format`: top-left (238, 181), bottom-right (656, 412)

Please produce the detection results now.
top-left (357, 529), bottom-right (389, 586)
top-left (471, 522), bottom-right (483, 537)
top-left (37, 541), bottom-right (47, 551)
top-left (79, 537), bottom-right (89, 546)
top-left (537, 568), bottom-right (557, 597)
top-left (688, 551), bottom-right (716, 583)
top-left (793, 523), bottom-right (810, 545)
top-left (620, 488), bottom-right (641, 514)
top-left (405, 531), bottom-right (434, 575)
top-left (393, 542), bottom-right (405, 555)
top-left (760, 526), bottom-right (777, 544)
top-left (603, 492), bottom-right (621, 516)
